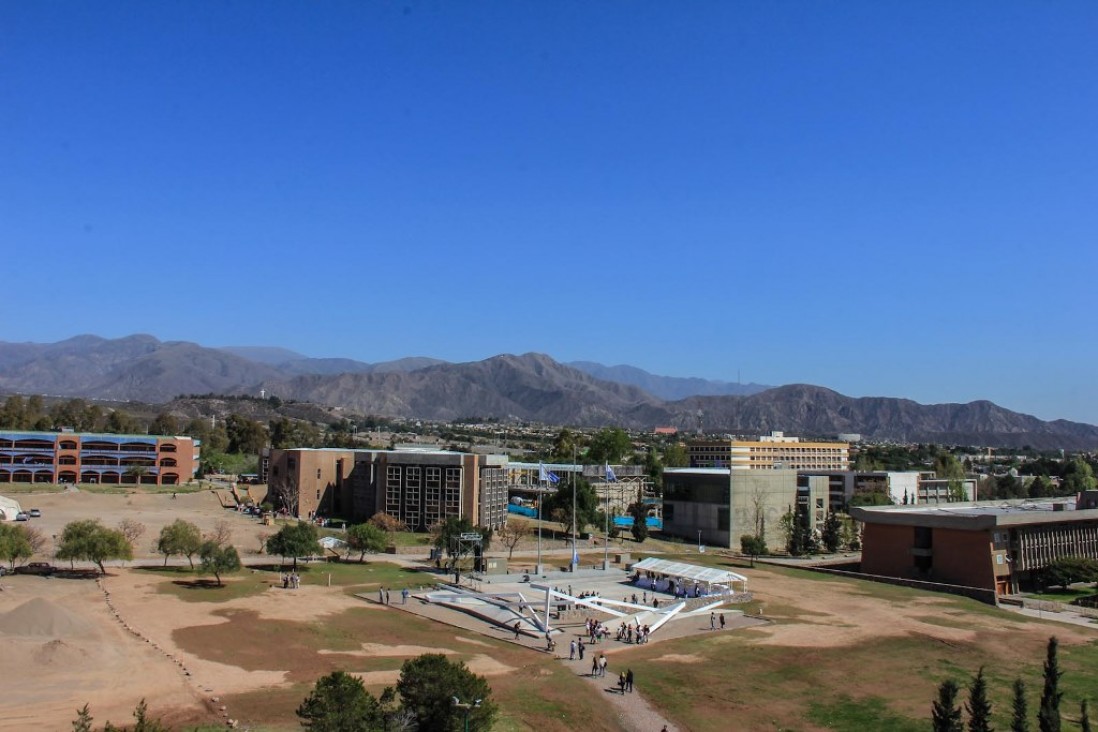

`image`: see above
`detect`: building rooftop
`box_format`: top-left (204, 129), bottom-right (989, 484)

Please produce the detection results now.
top-left (851, 499), bottom-right (1098, 530)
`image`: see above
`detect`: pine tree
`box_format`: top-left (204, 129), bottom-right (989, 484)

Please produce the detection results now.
top-left (1011, 678), bottom-right (1030, 732)
top-left (967, 666), bottom-right (994, 732)
top-left (1081, 699), bottom-right (1092, 732)
top-left (1038, 636), bottom-right (1062, 732)
top-left (72, 704), bottom-right (93, 732)
top-left (933, 679), bottom-right (965, 732)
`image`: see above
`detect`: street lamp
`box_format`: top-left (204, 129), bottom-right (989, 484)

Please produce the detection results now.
top-left (452, 697), bottom-right (482, 732)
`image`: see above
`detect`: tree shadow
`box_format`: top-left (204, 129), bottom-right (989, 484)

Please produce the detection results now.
top-left (172, 579), bottom-right (225, 590)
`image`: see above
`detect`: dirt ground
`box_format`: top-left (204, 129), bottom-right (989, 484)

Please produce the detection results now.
top-left (4, 492), bottom-right (1098, 731)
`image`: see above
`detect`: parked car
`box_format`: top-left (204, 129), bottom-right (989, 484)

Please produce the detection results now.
top-left (28, 509), bottom-right (41, 518)
top-left (15, 562), bottom-right (55, 576)
top-left (15, 512), bottom-right (29, 521)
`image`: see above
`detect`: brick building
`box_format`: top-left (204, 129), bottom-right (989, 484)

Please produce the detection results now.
top-left (265, 447), bottom-right (508, 530)
top-left (852, 497), bottom-right (1098, 596)
top-left (0, 430), bottom-right (199, 486)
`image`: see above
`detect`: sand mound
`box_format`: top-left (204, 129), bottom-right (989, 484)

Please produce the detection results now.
top-left (0, 597), bottom-right (98, 639)
top-left (34, 638), bottom-right (90, 665)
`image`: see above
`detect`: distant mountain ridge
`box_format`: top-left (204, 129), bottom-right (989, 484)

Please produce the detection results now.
top-left (1, 334), bottom-right (1096, 449)
top-left (568, 361), bottom-right (770, 400)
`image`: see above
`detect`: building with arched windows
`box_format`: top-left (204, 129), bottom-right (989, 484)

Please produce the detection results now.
top-left (0, 431), bottom-right (200, 486)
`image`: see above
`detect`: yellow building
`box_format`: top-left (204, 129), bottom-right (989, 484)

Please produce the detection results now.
top-left (688, 431), bottom-right (849, 472)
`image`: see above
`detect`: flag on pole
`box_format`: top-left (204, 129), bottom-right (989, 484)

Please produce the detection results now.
top-left (572, 546), bottom-right (580, 565)
top-left (605, 464), bottom-right (617, 482)
top-left (538, 463), bottom-right (560, 484)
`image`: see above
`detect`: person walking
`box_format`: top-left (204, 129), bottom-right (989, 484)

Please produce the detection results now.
top-left (710, 612), bottom-right (716, 630)
top-left (618, 671), bottom-right (627, 694)
top-left (719, 612), bottom-right (726, 630)
top-left (385, 588), bottom-right (391, 605)
top-left (591, 656), bottom-right (599, 677)
top-left (379, 587), bottom-right (385, 604)
top-left (578, 639), bottom-right (586, 660)
top-left (401, 588), bottom-right (409, 605)
top-left (569, 639), bottom-right (576, 660)
top-left (598, 653), bottom-right (607, 677)
top-left (626, 668), bottom-right (634, 693)
top-left (513, 621), bottom-right (522, 640)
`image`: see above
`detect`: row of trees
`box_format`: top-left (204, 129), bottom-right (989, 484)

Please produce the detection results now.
top-left (931, 637), bottom-right (1084, 732)
top-left (297, 655), bottom-right (497, 732)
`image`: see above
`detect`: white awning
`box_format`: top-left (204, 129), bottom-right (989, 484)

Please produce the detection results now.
top-left (632, 557), bottom-right (748, 590)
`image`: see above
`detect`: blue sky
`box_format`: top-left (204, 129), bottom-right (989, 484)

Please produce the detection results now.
top-left (2, 2), bottom-right (1096, 423)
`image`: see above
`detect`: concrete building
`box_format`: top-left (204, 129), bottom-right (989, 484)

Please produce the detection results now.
top-left (265, 447), bottom-right (509, 531)
top-left (852, 497), bottom-right (1098, 596)
top-left (0, 430), bottom-right (199, 486)
top-left (661, 468), bottom-right (822, 552)
top-left (688, 431), bottom-right (849, 472)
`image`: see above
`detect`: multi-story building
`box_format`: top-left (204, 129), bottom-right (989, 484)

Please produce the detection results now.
top-left (0, 430), bottom-right (199, 486)
top-left (265, 447), bottom-right (509, 531)
top-left (688, 432), bottom-right (849, 472)
top-left (661, 467), bottom-right (825, 552)
top-left (853, 496), bottom-right (1098, 596)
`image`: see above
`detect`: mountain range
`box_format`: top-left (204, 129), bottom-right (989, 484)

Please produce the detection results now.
top-left (1, 334), bottom-right (1096, 449)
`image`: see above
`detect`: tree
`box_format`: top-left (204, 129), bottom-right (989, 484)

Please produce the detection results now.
top-left (550, 428), bottom-right (579, 462)
top-left (346, 523), bottom-right (387, 562)
top-left (147, 413), bottom-right (179, 436)
top-left (935, 452), bottom-right (968, 502)
top-left (396, 653), bottom-right (497, 732)
top-left (156, 519), bottom-right (203, 568)
top-left (270, 474), bottom-right (301, 518)
top-left (0, 522), bottom-right (35, 571)
top-left (198, 541), bottom-right (241, 586)
top-left (72, 703), bottom-right (93, 732)
top-left (1040, 557), bottom-right (1098, 590)
top-left (542, 476), bottom-right (599, 537)
top-left (967, 666), bottom-right (994, 732)
top-left (932, 679), bottom-right (964, 732)
top-left (821, 512), bottom-right (842, 553)
top-left (225, 414), bottom-right (268, 455)
top-left (431, 516), bottom-right (492, 567)
top-left (1011, 678), bottom-right (1029, 732)
top-left (740, 534), bottom-right (767, 567)
top-left (117, 519), bottom-right (146, 548)
top-left (662, 442), bottom-right (689, 468)
top-left (1038, 636), bottom-right (1062, 732)
top-left (266, 521), bottom-right (320, 570)
top-left (296, 670), bottom-right (386, 731)
top-left (104, 409), bottom-right (138, 435)
top-left (1062, 457), bottom-right (1097, 494)
top-left (586, 427), bottom-right (631, 464)
top-left (628, 500), bottom-right (649, 543)
top-left (205, 519), bottom-right (233, 548)
top-left (55, 520), bottom-right (132, 575)
top-left (496, 520), bottom-right (531, 560)
top-left (125, 465), bottom-right (149, 486)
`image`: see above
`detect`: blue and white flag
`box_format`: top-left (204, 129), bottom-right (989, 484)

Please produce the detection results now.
top-left (572, 547), bottom-right (580, 565)
top-left (605, 464), bottom-right (617, 482)
top-left (538, 463), bottom-right (560, 484)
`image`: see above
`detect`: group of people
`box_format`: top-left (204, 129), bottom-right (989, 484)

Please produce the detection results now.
top-left (281, 572), bottom-right (301, 589)
top-left (615, 621), bottom-right (651, 644)
top-left (709, 611), bottom-right (726, 630)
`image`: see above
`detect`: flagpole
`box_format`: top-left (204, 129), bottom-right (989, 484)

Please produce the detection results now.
top-left (604, 464), bottom-right (610, 571)
top-left (571, 447), bottom-right (577, 572)
top-left (536, 465), bottom-right (543, 575)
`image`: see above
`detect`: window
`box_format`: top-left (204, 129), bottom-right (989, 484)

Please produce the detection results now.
top-left (996, 554), bottom-right (1004, 565)
top-left (317, 468), bottom-right (322, 479)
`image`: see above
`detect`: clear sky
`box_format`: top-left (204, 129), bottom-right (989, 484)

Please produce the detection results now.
top-left (2, 2), bottom-right (1096, 423)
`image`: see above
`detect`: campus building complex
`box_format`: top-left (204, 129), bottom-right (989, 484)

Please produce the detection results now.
top-left (660, 467), bottom-right (830, 552)
top-left (0, 430), bottom-right (199, 486)
top-left (852, 496), bottom-right (1098, 596)
top-left (688, 432), bottom-right (850, 472)
top-left (264, 447), bottom-right (509, 530)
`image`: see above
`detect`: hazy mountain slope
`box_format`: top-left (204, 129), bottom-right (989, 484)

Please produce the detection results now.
top-left (262, 353), bottom-right (669, 426)
top-left (218, 345), bottom-right (307, 365)
top-left (274, 356), bottom-right (446, 376)
top-left (668, 385), bottom-right (1098, 449)
top-left (569, 361), bottom-right (771, 399)
top-left (0, 335), bottom-right (279, 402)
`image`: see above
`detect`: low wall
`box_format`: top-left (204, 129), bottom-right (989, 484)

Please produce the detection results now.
top-left (794, 565), bottom-right (999, 605)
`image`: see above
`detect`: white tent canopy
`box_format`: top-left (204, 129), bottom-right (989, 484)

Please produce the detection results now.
top-left (0, 495), bottom-right (23, 521)
top-left (632, 557), bottom-right (748, 593)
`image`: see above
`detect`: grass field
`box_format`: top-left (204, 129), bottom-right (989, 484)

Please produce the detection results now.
top-left (619, 561), bottom-right (1098, 731)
